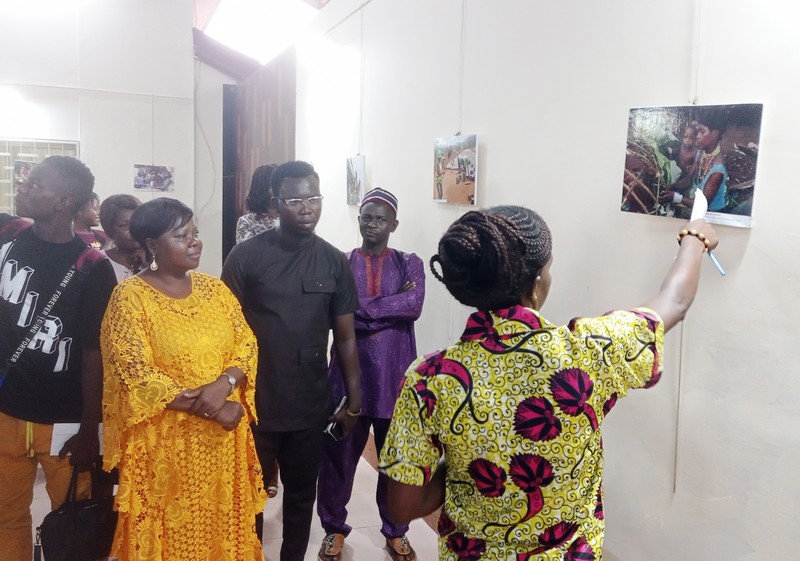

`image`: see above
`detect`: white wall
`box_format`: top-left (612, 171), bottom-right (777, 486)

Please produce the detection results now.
top-left (0, 0), bottom-right (198, 242)
top-left (193, 60), bottom-right (236, 274)
top-left (296, 1), bottom-right (800, 559)
top-left (3, 0), bottom-right (797, 557)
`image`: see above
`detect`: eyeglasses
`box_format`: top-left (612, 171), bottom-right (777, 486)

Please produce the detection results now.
top-left (278, 196), bottom-right (324, 208)
top-left (358, 215), bottom-right (388, 225)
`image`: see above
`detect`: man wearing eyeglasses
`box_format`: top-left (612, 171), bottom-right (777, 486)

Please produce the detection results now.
top-left (222, 160), bottom-right (362, 561)
top-left (316, 188), bottom-right (425, 561)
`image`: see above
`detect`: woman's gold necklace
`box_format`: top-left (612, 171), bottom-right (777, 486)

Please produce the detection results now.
top-left (699, 145), bottom-right (721, 178)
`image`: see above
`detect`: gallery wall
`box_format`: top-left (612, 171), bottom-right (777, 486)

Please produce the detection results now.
top-left (0, 0), bottom-right (210, 265)
top-left (2, 1), bottom-right (798, 558)
top-left (295, 1), bottom-right (800, 559)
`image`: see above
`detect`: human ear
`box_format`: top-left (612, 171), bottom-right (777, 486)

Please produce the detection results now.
top-left (530, 275), bottom-right (543, 309)
top-left (145, 238), bottom-right (157, 255)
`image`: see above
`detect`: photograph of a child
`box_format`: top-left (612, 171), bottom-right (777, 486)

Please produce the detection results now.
top-left (434, 134), bottom-right (477, 206)
top-left (621, 103), bottom-right (762, 228)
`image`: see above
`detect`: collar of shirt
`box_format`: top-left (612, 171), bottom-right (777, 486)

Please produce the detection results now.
top-left (460, 306), bottom-right (554, 342)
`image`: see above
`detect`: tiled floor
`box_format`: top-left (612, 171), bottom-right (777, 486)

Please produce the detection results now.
top-left (262, 456), bottom-right (438, 561)
top-left (31, 454), bottom-right (439, 561)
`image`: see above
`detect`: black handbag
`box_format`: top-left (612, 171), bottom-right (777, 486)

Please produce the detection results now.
top-left (34, 465), bottom-right (118, 561)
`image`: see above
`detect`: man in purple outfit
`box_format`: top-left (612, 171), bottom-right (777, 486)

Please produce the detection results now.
top-left (317, 188), bottom-right (425, 561)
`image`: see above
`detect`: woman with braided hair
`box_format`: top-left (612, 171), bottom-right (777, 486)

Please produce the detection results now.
top-left (379, 206), bottom-right (717, 560)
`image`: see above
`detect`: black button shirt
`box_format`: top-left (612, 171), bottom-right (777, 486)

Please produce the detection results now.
top-left (222, 229), bottom-right (358, 431)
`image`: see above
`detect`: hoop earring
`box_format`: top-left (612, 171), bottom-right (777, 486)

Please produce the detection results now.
top-left (149, 255), bottom-right (158, 271)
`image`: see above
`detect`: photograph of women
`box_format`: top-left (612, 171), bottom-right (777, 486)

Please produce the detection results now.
top-left (621, 103), bottom-right (763, 228)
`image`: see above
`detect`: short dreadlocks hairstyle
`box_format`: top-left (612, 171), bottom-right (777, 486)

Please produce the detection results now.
top-left (40, 155), bottom-right (96, 213)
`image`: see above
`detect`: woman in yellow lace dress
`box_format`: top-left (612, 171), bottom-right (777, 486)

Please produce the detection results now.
top-left (100, 198), bottom-right (266, 561)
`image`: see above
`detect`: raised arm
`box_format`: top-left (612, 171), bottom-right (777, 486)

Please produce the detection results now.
top-left (641, 219), bottom-right (719, 332)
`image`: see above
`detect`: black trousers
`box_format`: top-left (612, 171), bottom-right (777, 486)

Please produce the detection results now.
top-left (253, 424), bottom-right (325, 561)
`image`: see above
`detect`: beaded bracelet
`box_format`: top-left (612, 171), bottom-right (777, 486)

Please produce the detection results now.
top-left (676, 229), bottom-right (710, 252)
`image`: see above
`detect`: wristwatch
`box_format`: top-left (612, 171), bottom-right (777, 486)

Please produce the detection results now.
top-left (224, 373), bottom-right (237, 395)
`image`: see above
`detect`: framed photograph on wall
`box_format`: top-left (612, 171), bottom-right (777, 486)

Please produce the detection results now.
top-left (346, 154), bottom-right (366, 205)
top-left (434, 134), bottom-right (477, 206)
top-left (133, 164), bottom-right (174, 192)
top-left (621, 103), bottom-right (762, 228)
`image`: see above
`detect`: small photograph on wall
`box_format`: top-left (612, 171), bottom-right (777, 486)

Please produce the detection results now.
top-left (621, 103), bottom-right (762, 228)
top-left (347, 154), bottom-right (366, 205)
top-left (133, 164), bottom-right (175, 192)
top-left (434, 134), bottom-right (477, 206)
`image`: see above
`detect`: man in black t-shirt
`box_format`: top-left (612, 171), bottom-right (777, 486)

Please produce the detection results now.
top-left (0, 156), bottom-right (116, 561)
top-left (222, 161), bottom-right (362, 561)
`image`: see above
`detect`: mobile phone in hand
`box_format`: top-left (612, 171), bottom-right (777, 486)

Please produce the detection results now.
top-left (324, 420), bottom-right (344, 441)
top-left (324, 396), bottom-right (347, 442)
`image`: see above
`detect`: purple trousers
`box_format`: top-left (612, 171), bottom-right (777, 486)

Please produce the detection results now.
top-left (316, 416), bottom-right (409, 538)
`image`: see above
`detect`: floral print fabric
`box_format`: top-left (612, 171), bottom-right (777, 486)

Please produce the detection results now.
top-left (380, 306), bottom-right (663, 560)
top-left (100, 273), bottom-right (266, 561)
top-left (235, 212), bottom-right (278, 244)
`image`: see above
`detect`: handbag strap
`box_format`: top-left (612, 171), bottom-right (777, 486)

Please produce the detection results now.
top-left (64, 463), bottom-right (109, 505)
top-left (65, 466), bottom-right (82, 505)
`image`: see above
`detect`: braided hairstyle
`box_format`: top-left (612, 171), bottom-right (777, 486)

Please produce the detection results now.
top-left (430, 205), bottom-right (552, 310)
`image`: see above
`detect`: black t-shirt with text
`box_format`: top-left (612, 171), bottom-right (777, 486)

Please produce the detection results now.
top-left (0, 215), bottom-right (117, 423)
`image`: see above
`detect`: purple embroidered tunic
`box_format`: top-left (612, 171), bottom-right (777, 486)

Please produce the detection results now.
top-left (329, 247), bottom-right (425, 418)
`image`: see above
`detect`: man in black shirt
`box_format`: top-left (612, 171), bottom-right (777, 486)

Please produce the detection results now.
top-left (0, 156), bottom-right (116, 561)
top-left (222, 161), bottom-right (362, 561)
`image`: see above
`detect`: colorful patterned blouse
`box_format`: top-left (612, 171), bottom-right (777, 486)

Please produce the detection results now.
top-left (380, 305), bottom-right (664, 561)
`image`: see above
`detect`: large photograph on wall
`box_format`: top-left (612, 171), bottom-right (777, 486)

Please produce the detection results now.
top-left (621, 103), bottom-right (762, 228)
top-left (434, 134), bottom-right (477, 206)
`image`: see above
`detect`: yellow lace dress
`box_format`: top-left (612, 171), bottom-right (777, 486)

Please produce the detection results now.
top-left (100, 272), bottom-right (266, 561)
